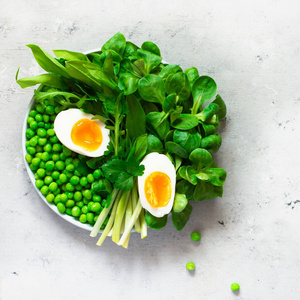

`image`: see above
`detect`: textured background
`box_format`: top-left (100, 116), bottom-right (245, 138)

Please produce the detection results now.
top-left (1, 0), bottom-right (300, 299)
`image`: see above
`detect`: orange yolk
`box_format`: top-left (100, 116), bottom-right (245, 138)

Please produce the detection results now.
top-left (144, 171), bottom-right (172, 208)
top-left (71, 118), bottom-right (102, 152)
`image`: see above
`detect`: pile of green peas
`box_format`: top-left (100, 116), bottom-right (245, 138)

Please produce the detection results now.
top-left (25, 101), bottom-right (108, 227)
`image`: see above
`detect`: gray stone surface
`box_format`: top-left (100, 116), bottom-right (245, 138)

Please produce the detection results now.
top-left (1, 0), bottom-right (300, 299)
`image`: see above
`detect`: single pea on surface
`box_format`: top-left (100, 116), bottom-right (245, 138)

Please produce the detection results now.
top-left (191, 231), bottom-right (201, 242)
top-left (231, 283), bottom-right (240, 291)
top-left (186, 262), bottom-right (195, 271)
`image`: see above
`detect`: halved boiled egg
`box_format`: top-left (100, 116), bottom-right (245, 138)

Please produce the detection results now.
top-left (54, 108), bottom-right (110, 157)
top-left (138, 152), bottom-right (176, 218)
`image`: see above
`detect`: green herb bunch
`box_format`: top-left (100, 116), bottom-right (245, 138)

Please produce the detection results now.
top-left (17, 32), bottom-right (227, 248)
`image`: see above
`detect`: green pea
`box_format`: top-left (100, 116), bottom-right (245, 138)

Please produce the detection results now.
top-left (49, 182), bottom-right (58, 192)
top-left (29, 110), bottom-right (38, 118)
top-left (35, 179), bottom-right (44, 189)
top-left (53, 144), bottom-right (62, 152)
top-left (35, 145), bottom-right (43, 152)
top-left (64, 192), bottom-right (72, 199)
top-left (83, 189), bottom-right (92, 200)
top-left (70, 176), bottom-right (79, 186)
top-left (30, 121), bottom-right (38, 130)
top-left (52, 154), bottom-right (60, 162)
top-left (93, 194), bottom-right (101, 202)
top-left (39, 161), bottom-right (45, 168)
top-left (59, 153), bottom-right (67, 161)
top-left (46, 194), bottom-right (55, 203)
top-left (51, 171), bottom-right (60, 180)
top-left (80, 177), bottom-right (88, 187)
top-left (31, 157), bottom-right (41, 167)
top-left (74, 191), bottom-right (82, 202)
top-left (79, 214), bottom-right (87, 223)
top-left (186, 262), bottom-right (195, 271)
top-left (25, 154), bottom-right (32, 163)
top-left (64, 171), bottom-right (73, 179)
top-left (35, 153), bottom-right (42, 159)
top-left (91, 202), bottom-right (101, 213)
top-left (45, 160), bottom-right (55, 171)
top-left (37, 168), bottom-right (46, 178)
top-left (65, 158), bottom-right (73, 165)
top-left (50, 136), bottom-right (59, 144)
top-left (86, 212), bottom-right (94, 224)
top-left (26, 128), bottom-right (35, 139)
top-left (44, 176), bottom-right (53, 185)
top-left (191, 232), bottom-right (201, 242)
top-left (73, 158), bottom-right (80, 168)
top-left (29, 137), bottom-right (38, 147)
top-left (75, 184), bottom-right (83, 190)
top-left (87, 174), bottom-right (94, 183)
top-left (61, 184), bottom-right (66, 192)
top-left (64, 208), bottom-right (72, 216)
top-left (173, 193), bottom-right (188, 213)
top-left (47, 129), bottom-right (55, 137)
top-left (60, 193), bottom-right (68, 203)
top-left (27, 116), bottom-right (34, 124)
top-left (83, 198), bottom-right (89, 205)
top-left (77, 201), bottom-right (84, 208)
top-left (93, 169), bottom-right (102, 179)
top-left (38, 122), bottom-right (45, 128)
top-left (38, 138), bottom-right (47, 146)
top-left (43, 144), bottom-right (52, 153)
top-left (65, 164), bottom-right (75, 172)
top-left (63, 146), bottom-right (72, 157)
top-left (59, 173), bottom-right (67, 183)
top-left (27, 147), bottom-right (36, 155)
top-left (30, 164), bottom-right (38, 171)
top-left (55, 106), bottom-right (62, 114)
top-left (37, 128), bottom-right (47, 138)
top-left (57, 203), bottom-right (66, 214)
top-left (53, 188), bottom-right (61, 196)
top-left (54, 194), bottom-right (62, 204)
top-left (43, 115), bottom-right (50, 123)
top-left (66, 200), bottom-right (75, 208)
top-left (55, 161), bottom-right (65, 171)
top-left (35, 114), bottom-right (43, 122)
top-left (71, 206), bottom-right (81, 217)
top-left (41, 152), bottom-right (50, 162)
top-left (231, 283), bottom-right (240, 291)
top-left (81, 205), bottom-right (88, 214)
top-left (40, 185), bottom-right (49, 196)
top-left (25, 141), bottom-right (31, 148)
top-left (44, 123), bottom-right (51, 130)
top-left (50, 115), bottom-right (56, 122)
top-left (87, 202), bottom-right (94, 211)
top-left (65, 183), bottom-right (75, 192)
top-left (36, 104), bottom-right (45, 114)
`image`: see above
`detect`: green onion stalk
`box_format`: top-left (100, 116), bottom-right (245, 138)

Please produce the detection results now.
top-left (90, 180), bottom-right (147, 248)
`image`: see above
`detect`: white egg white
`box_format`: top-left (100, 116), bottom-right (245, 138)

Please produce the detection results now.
top-left (138, 152), bottom-right (176, 218)
top-left (54, 108), bottom-right (110, 157)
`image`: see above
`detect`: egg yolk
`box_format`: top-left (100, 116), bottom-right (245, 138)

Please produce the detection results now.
top-left (144, 171), bottom-right (172, 208)
top-left (71, 118), bottom-right (102, 152)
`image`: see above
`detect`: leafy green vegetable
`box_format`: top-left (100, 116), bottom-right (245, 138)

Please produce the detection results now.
top-left (191, 76), bottom-right (217, 115)
top-left (171, 114), bottom-right (199, 130)
top-left (145, 211), bottom-right (168, 230)
top-left (138, 74), bottom-right (165, 104)
top-left (172, 203), bottom-right (193, 231)
top-left (102, 157), bottom-right (145, 191)
top-left (165, 72), bottom-right (191, 102)
top-left (126, 95), bottom-right (146, 141)
top-left (26, 44), bottom-right (70, 78)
